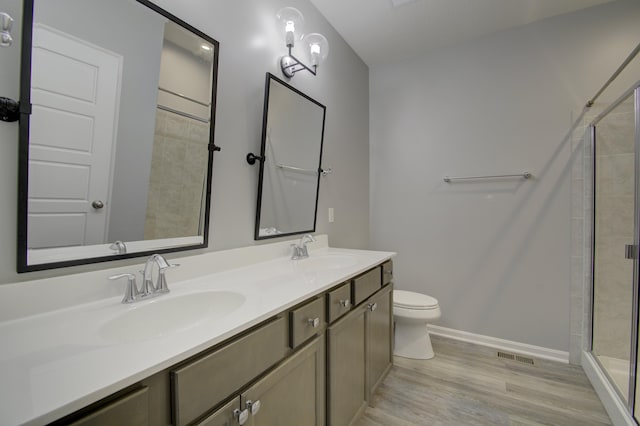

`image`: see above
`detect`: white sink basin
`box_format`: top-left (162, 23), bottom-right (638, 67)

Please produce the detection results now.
top-left (100, 291), bottom-right (245, 342)
top-left (293, 254), bottom-right (358, 272)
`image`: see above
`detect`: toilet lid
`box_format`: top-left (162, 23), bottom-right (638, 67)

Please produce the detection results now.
top-left (394, 290), bottom-right (439, 310)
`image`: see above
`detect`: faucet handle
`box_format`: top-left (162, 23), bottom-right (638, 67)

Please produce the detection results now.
top-left (156, 263), bottom-right (179, 294)
top-left (108, 273), bottom-right (139, 304)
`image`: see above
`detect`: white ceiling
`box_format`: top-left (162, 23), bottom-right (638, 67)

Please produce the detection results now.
top-left (308, 0), bottom-right (616, 66)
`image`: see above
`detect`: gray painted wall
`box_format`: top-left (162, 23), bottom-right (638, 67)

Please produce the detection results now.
top-left (0, 0), bottom-right (369, 284)
top-left (369, 0), bottom-right (640, 352)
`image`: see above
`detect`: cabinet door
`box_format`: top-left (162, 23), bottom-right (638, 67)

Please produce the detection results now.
top-left (242, 336), bottom-right (325, 426)
top-left (327, 306), bottom-right (367, 426)
top-left (366, 284), bottom-right (393, 401)
top-left (171, 316), bottom-right (289, 426)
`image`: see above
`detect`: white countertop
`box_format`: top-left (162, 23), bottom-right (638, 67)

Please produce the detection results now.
top-left (0, 243), bottom-right (394, 426)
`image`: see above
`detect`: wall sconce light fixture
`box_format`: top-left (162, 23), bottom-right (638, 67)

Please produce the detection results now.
top-left (276, 7), bottom-right (329, 78)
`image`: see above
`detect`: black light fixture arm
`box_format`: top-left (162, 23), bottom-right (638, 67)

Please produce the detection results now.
top-left (246, 152), bottom-right (264, 165)
top-left (281, 45), bottom-right (317, 77)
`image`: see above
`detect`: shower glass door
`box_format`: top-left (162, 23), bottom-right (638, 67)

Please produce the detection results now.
top-left (591, 87), bottom-right (638, 409)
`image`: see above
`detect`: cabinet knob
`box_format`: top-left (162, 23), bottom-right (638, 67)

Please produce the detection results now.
top-left (247, 399), bottom-right (261, 416)
top-left (307, 317), bottom-right (320, 328)
top-left (368, 302), bottom-right (378, 312)
top-left (339, 299), bottom-right (351, 308)
top-left (91, 200), bottom-right (105, 209)
top-left (234, 408), bottom-right (249, 425)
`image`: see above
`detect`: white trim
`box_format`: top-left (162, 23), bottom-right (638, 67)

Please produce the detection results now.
top-left (582, 351), bottom-right (636, 426)
top-left (427, 324), bottom-right (570, 364)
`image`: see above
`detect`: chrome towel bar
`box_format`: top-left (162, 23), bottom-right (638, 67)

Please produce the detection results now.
top-left (276, 164), bottom-right (332, 176)
top-left (277, 163), bottom-right (317, 174)
top-left (443, 171), bottom-right (532, 183)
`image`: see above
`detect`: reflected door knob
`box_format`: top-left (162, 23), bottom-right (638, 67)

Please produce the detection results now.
top-left (91, 200), bottom-right (104, 209)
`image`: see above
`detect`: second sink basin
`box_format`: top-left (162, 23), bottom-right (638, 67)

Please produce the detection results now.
top-left (100, 291), bottom-right (245, 342)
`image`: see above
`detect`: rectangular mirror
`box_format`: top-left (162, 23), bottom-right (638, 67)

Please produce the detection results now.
top-left (253, 73), bottom-right (326, 240)
top-left (17, 0), bottom-right (219, 272)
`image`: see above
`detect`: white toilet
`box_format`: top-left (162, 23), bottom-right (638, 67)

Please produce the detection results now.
top-left (393, 290), bottom-right (441, 359)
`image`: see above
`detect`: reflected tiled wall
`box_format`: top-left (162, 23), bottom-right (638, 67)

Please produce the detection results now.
top-left (592, 96), bottom-right (635, 361)
top-left (144, 109), bottom-right (209, 239)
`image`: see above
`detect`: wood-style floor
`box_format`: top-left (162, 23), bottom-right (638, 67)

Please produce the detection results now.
top-left (356, 335), bottom-right (612, 426)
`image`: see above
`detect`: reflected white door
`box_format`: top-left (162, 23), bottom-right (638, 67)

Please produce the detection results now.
top-left (28, 25), bottom-right (122, 249)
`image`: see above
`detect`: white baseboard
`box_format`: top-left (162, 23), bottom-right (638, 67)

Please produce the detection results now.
top-left (582, 351), bottom-right (635, 426)
top-left (427, 324), bottom-right (570, 364)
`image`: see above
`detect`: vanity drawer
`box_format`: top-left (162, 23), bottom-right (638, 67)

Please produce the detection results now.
top-left (352, 267), bottom-right (382, 306)
top-left (382, 261), bottom-right (393, 286)
top-left (290, 297), bottom-right (325, 348)
top-left (171, 316), bottom-right (289, 426)
top-left (326, 282), bottom-right (352, 323)
top-left (69, 387), bottom-right (148, 426)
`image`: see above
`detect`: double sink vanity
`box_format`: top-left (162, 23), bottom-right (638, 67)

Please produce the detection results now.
top-left (5, 1), bottom-right (389, 424)
top-left (0, 236), bottom-right (395, 425)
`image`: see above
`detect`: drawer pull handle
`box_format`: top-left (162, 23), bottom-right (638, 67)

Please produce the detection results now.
top-left (368, 302), bottom-right (378, 312)
top-left (308, 317), bottom-right (320, 328)
top-left (234, 408), bottom-right (249, 425)
top-left (247, 399), bottom-right (262, 416)
top-left (339, 299), bottom-right (351, 308)
top-left (384, 270), bottom-right (393, 276)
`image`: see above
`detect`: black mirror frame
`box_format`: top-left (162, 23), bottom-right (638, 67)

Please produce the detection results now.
top-left (16, 0), bottom-right (220, 272)
top-left (253, 72), bottom-right (326, 241)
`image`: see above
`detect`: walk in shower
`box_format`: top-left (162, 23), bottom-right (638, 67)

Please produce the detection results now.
top-left (590, 81), bottom-right (640, 420)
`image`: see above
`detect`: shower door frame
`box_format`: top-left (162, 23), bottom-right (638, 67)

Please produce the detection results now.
top-left (589, 82), bottom-right (640, 415)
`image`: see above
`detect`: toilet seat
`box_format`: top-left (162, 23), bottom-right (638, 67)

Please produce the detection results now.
top-left (394, 290), bottom-right (439, 310)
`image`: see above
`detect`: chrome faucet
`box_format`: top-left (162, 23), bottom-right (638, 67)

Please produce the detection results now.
top-left (291, 234), bottom-right (315, 260)
top-left (108, 273), bottom-right (139, 304)
top-left (108, 254), bottom-right (179, 304)
top-left (141, 254), bottom-right (178, 297)
top-left (109, 240), bottom-right (127, 254)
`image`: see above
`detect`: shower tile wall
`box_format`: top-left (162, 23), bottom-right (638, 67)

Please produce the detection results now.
top-left (144, 109), bottom-right (209, 239)
top-left (570, 95), bottom-right (635, 364)
top-left (592, 96), bottom-right (635, 361)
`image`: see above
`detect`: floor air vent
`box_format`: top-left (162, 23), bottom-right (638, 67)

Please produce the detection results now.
top-left (497, 351), bottom-right (535, 365)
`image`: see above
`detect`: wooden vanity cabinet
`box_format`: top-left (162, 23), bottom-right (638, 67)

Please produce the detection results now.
top-left (64, 387), bottom-right (149, 426)
top-left (197, 336), bottom-right (325, 426)
top-left (196, 397), bottom-right (240, 426)
top-left (326, 282), bottom-right (352, 322)
top-left (327, 304), bottom-right (368, 426)
top-left (290, 296), bottom-right (325, 349)
top-left (48, 261), bottom-right (392, 426)
top-left (171, 316), bottom-right (289, 426)
top-left (243, 335), bottom-right (325, 426)
top-left (327, 264), bottom-right (394, 426)
top-left (365, 283), bottom-right (393, 400)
